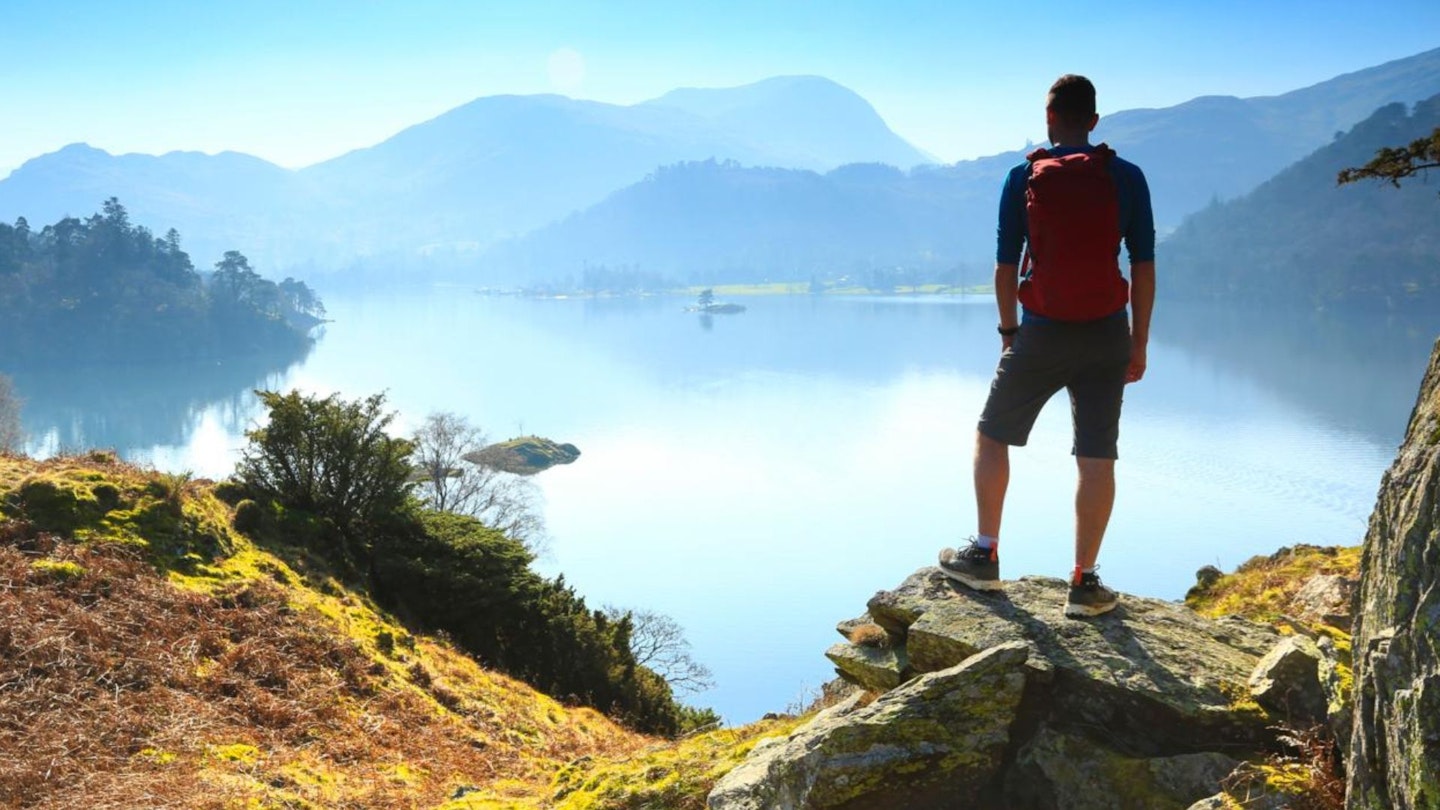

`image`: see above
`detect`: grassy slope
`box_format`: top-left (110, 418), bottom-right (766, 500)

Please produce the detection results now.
top-left (0, 453), bottom-right (792, 809)
top-left (1184, 543), bottom-right (1360, 624)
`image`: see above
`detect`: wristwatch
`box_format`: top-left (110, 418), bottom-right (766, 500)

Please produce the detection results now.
top-left (997, 324), bottom-right (1020, 337)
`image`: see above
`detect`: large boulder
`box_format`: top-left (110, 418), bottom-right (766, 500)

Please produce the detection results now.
top-left (708, 642), bottom-right (1030, 810)
top-left (1291, 573), bottom-right (1357, 630)
top-left (1008, 728), bottom-right (1237, 810)
top-left (1348, 338), bottom-right (1440, 810)
top-left (1249, 634), bottom-right (1328, 723)
top-left (860, 571), bottom-right (1281, 756)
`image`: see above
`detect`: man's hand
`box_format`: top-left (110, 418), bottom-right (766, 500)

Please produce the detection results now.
top-left (1001, 334), bottom-right (1015, 353)
top-left (1125, 341), bottom-right (1147, 383)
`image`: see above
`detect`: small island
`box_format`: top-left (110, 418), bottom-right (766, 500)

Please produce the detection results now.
top-left (463, 435), bottom-right (581, 475)
top-left (684, 288), bottom-right (746, 315)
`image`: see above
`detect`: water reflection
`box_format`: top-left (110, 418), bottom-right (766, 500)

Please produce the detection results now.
top-left (5, 343), bottom-right (312, 462)
top-left (0, 289), bottom-right (1432, 725)
top-left (1157, 302), bottom-right (1437, 445)
top-left (547, 294), bottom-right (1436, 447)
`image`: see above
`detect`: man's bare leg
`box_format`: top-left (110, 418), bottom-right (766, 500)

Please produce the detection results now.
top-left (975, 432), bottom-right (1010, 539)
top-left (1074, 456), bottom-right (1115, 570)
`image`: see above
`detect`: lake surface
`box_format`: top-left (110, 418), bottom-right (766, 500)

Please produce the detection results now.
top-left (7, 290), bottom-right (1437, 724)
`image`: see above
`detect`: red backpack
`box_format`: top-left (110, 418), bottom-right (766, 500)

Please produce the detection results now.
top-left (1019, 144), bottom-right (1129, 322)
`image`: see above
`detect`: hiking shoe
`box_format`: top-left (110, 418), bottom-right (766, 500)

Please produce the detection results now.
top-left (938, 538), bottom-right (1001, 591)
top-left (1064, 571), bottom-right (1119, 618)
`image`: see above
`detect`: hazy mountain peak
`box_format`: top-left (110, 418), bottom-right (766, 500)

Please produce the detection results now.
top-left (643, 74), bottom-right (933, 169)
top-left (643, 75), bottom-right (863, 117)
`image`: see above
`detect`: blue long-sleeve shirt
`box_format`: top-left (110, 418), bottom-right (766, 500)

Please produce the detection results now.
top-left (995, 145), bottom-right (1155, 267)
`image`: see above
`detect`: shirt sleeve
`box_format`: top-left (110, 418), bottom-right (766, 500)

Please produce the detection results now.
top-left (1121, 163), bottom-right (1156, 264)
top-left (995, 164), bottom-right (1028, 265)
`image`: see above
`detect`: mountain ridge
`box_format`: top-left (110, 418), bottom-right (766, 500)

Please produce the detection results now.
top-left (488, 48), bottom-right (1440, 288)
top-left (2, 48), bottom-right (1439, 282)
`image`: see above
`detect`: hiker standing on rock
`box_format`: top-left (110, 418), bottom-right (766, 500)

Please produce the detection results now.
top-left (939, 74), bottom-right (1156, 618)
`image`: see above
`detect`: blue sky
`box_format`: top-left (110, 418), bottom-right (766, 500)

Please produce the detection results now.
top-left (2, 0), bottom-right (1437, 174)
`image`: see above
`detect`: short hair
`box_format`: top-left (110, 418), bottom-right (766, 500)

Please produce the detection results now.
top-left (1047, 75), bottom-right (1097, 129)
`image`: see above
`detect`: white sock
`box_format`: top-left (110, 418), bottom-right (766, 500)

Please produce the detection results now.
top-left (975, 534), bottom-right (998, 550)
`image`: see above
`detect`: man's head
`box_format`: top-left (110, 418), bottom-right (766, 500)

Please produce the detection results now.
top-left (1046, 74), bottom-right (1098, 145)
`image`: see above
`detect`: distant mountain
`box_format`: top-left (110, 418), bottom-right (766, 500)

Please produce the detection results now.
top-left (295, 82), bottom-right (931, 257)
top-left (0, 78), bottom-right (931, 276)
top-left (641, 76), bottom-right (935, 169)
top-left (1095, 45), bottom-right (1440, 229)
top-left (0, 144), bottom-right (308, 273)
top-left (2, 50), bottom-right (1438, 283)
top-left (482, 159), bottom-right (990, 286)
top-left (490, 48), bottom-right (1440, 286)
top-left (1160, 93), bottom-right (1440, 312)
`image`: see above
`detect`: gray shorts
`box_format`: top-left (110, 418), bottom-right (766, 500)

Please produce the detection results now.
top-left (977, 316), bottom-right (1132, 459)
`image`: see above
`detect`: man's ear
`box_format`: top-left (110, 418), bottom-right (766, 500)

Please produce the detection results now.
top-left (1045, 108), bottom-right (1057, 126)
top-left (1087, 113), bottom-right (1099, 132)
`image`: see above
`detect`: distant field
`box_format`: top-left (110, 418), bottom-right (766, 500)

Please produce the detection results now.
top-left (682, 283), bottom-right (994, 297)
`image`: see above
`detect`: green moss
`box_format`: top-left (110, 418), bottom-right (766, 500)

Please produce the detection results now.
top-left (136, 747), bottom-right (178, 766)
top-left (12, 474), bottom-right (109, 533)
top-left (30, 559), bottom-right (86, 581)
top-left (548, 718), bottom-right (805, 810)
top-left (212, 479), bottom-right (248, 505)
top-left (207, 742), bottom-right (263, 765)
top-left (1, 462), bottom-right (235, 568)
top-left (1186, 544), bottom-right (1360, 622)
top-left (233, 498), bottom-right (264, 533)
top-left (1219, 680), bottom-right (1274, 721)
top-left (1255, 762), bottom-right (1311, 795)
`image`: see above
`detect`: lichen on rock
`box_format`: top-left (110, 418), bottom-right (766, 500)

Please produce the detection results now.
top-left (708, 642), bottom-right (1030, 810)
top-left (1348, 336), bottom-right (1440, 810)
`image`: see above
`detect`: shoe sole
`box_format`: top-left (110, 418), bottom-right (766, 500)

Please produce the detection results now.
top-left (939, 567), bottom-right (1004, 591)
top-left (1063, 601), bottom-right (1118, 618)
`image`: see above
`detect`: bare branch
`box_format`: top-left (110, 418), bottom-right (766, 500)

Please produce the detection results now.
top-left (0, 374), bottom-right (22, 453)
top-left (411, 412), bottom-right (550, 554)
top-left (604, 606), bottom-right (715, 696)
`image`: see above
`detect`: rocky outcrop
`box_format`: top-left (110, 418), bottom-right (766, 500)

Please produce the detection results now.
top-left (1249, 634), bottom-right (1327, 723)
top-left (711, 569), bottom-right (1341, 809)
top-left (1292, 574), bottom-right (1356, 630)
top-left (1348, 337), bottom-right (1440, 810)
top-left (709, 643), bottom-right (1029, 810)
top-left (463, 436), bottom-right (580, 475)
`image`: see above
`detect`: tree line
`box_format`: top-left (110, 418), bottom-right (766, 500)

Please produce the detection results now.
top-left (1161, 94), bottom-right (1440, 313)
top-left (0, 198), bottom-right (323, 364)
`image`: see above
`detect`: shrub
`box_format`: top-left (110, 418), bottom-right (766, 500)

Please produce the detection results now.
top-left (211, 479), bottom-right (248, 505)
top-left (374, 511), bottom-right (684, 735)
top-left (236, 390), bottom-right (413, 549)
top-left (232, 499), bottom-right (264, 534)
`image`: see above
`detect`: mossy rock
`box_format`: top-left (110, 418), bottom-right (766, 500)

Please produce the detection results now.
top-left (11, 473), bottom-right (114, 534)
top-left (710, 643), bottom-right (1029, 810)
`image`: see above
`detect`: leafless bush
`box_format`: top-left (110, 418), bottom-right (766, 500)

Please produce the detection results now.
top-left (411, 412), bottom-right (549, 555)
top-left (0, 373), bottom-right (22, 453)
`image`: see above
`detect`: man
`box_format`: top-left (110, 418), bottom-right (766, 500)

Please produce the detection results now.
top-left (938, 74), bottom-right (1155, 618)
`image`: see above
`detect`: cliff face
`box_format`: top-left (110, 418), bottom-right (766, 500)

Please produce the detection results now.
top-left (1349, 337), bottom-right (1440, 810)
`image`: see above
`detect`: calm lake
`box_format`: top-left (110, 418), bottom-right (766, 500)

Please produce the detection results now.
top-left (9, 289), bottom-right (1437, 723)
